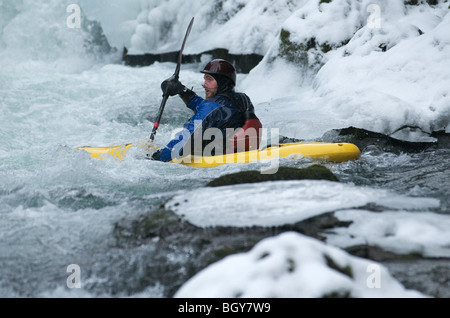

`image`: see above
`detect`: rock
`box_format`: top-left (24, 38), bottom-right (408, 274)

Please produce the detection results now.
top-left (277, 28), bottom-right (350, 75)
top-left (113, 201), bottom-right (448, 297)
top-left (431, 130), bottom-right (450, 149)
top-left (122, 47), bottom-right (263, 74)
top-left (344, 245), bottom-right (423, 262)
top-left (206, 165), bottom-right (339, 187)
top-left (383, 259), bottom-right (450, 298)
top-left (113, 208), bottom-right (350, 297)
top-left (111, 141), bottom-right (449, 297)
top-left (322, 126), bottom-right (440, 153)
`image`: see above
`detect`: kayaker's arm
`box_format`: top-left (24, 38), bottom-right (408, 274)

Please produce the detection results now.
top-left (150, 98), bottom-right (224, 162)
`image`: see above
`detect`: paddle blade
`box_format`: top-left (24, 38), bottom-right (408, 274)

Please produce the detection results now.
top-left (76, 144), bottom-right (135, 160)
top-left (174, 17), bottom-right (194, 78)
top-left (76, 140), bottom-right (159, 160)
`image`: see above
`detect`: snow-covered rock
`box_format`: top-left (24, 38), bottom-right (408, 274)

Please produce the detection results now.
top-left (175, 232), bottom-right (426, 298)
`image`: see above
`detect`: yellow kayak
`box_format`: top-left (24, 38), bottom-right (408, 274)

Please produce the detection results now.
top-left (76, 142), bottom-right (360, 167)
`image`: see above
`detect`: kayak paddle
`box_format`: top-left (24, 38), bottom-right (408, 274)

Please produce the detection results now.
top-left (150, 17), bottom-right (194, 142)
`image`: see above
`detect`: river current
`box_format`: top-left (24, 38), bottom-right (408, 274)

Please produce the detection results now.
top-left (1, 61), bottom-right (448, 297)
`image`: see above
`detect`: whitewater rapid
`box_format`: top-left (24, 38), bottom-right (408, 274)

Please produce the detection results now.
top-left (0, 0), bottom-right (449, 297)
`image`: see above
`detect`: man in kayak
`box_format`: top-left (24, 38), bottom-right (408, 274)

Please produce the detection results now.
top-left (151, 59), bottom-right (262, 162)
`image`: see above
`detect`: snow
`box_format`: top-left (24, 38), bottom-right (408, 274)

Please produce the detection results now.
top-left (327, 210), bottom-right (450, 258)
top-left (166, 179), bottom-right (446, 257)
top-left (96, 0), bottom-right (304, 55)
top-left (166, 180), bottom-right (440, 228)
top-left (175, 232), bottom-right (425, 298)
top-left (311, 12), bottom-right (450, 135)
top-left (240, 0), bottom-right (450, 137)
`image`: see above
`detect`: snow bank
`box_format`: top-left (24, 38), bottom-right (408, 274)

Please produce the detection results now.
top-left (311, 2), bottom-right (450, 135)
top-left (115, 0), bottom-right (305, 55)
top-left (242, 0), bottom-right (450, 137)
top-left (175, 232), bottom-right (425, 298)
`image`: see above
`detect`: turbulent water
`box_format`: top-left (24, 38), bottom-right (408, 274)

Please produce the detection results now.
top-left (1, 60), bottom-right (448, 297)
top-left (0, 0), bottom-right (449, 297)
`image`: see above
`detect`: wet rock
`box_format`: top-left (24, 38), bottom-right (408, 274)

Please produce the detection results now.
top-left (404, 0), bottom-right (439, 6)
top-left (122, 47), bottom-right (263, 74)
top-left (206, 165), bottom-right (339, 187)
top-left (113, 202), bottom-right (449, 297)
top-left (80, 10), bottom-right (116, 56)
top-left (344, 245), bottom-right (423, 262)
top-left (113, 209), bottom-right (350, 297)
top-left (322, 126), bottom-right (441, 154)
top-left (431, 130), bottom-right (450, 149)
top-left (384, 259), bottom-right (450, 298)
top-left (341, 239), bottom-right (450, 297)
top-left (277, 28), bottom-right (349, 74)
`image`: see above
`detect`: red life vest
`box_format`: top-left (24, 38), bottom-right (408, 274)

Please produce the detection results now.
top-left (229, 118), bottom-right (262, 153)
top-left (221, 93), bottom-right (262, 153)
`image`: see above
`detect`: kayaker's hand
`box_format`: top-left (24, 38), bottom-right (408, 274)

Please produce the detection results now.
top-left (138, 140), bottom-right (158, 153)
top-left (161, 76), bottom-right (185, 96)
top-left (150, 151), bottom-right (162, 161)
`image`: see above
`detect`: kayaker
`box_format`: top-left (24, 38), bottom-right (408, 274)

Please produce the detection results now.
top-left (151, 59), bottom-right (262, 162)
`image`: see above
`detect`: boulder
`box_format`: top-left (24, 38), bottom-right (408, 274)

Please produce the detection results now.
top-left (206, 165), bottom-right (339, 187)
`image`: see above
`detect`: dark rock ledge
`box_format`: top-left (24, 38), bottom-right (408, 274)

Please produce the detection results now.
top-left (122, 47), bottom-right (264, 74)
top-left (322, 126), bottom-right (450, 153)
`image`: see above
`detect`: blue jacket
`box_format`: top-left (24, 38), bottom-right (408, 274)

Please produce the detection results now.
top-left (155, 92), bottom-right (257, 162)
